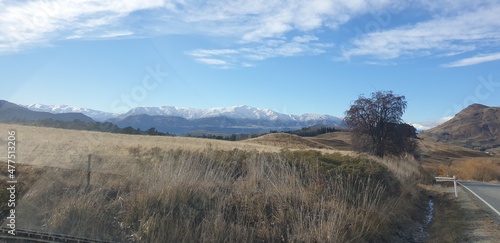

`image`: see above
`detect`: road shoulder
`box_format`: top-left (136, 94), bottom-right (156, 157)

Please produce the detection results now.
top-left (426, 185), bottom-right (500, 242)
top-left (458, 186), bottom-right (500, 242)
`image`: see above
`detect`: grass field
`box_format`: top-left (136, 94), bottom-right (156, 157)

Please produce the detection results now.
top-left (0, 123), bottom-right (430, 242)
top-left (418, 134), bottom-right (500, 181)
top-left (0, 123), bottom-right (497, 242)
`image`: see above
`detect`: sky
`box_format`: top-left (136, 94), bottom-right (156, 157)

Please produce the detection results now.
top-left (1, 0), bottom-right (500, 130)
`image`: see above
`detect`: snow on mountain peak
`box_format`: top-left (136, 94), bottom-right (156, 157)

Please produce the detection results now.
top-left (119, 105), bottom-right (341, 123)
top-left (23, 103), bottom-right (343, 126)
top-left (24, 103), bottom-right (119, 122)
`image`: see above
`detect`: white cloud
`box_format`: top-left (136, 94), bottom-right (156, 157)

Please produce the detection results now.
top-left (411, 116), bottom-right (453, 131)
top-left (99, 31), bottom-right (134, 38)
top-left (0, 0), bottom-right (165, 52)
top-left (0, 0), bottom-right (395, 53)
top-left (196, 58), bottom-right (230, 66)
top-left (189, 49), bottom-right (238, 58)
top-left (1, 0), bottom-right (499, 69)
top-left (187, 35), bottom-right (333, 67)
top-left (442, 52), bottom-right (500, 67)
top-left (341, 3), bottom-right (500, 61)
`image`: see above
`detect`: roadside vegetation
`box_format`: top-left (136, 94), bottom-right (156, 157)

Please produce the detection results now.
top-left (443, 158), bottom-right (500, 181)
top-left (2, 141), bottom-right (429, 242)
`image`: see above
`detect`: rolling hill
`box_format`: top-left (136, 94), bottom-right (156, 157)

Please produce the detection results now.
top-left (424, 103), bottom-right (500, 152)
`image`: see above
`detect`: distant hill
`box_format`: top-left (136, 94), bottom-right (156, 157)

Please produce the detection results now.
top-left (424, 103), bottom-right (500, 151)
top-left (19, 101), bottom-right (345, 135)
top-left (107, 114), bottom-right (340, 135)
top-left (0, 100), bottom-right (94, 122)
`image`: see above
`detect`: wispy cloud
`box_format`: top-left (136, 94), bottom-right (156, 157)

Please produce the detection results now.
top-left (0, 0), bottom-right (165, 52)
top-left (187, 35), bottom-right (333, 68)
top-left (99, 31), bottom-right (134, 38)
top-left (341, 2), bottom-right (500, 62)
top-left (196, 58), bottom-right (230, 66)
top-left (442, 52), bottom-right (500, 67)
top-left (0, 0), bottom-right (394, 54)
top-left (1, 0), bottom-right (499, 69)
top-left (172, 0), bottom-right (395, 42)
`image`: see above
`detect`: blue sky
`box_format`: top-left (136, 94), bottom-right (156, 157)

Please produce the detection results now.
top-left (1, 0), bottom-right (500, 129)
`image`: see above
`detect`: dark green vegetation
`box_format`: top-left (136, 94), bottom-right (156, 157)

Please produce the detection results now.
top-left (278, 125), bottom-right (341, 137)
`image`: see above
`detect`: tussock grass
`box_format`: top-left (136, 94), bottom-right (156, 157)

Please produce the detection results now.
top-left (0, 124), bottom-right (429, 242)
top-left (12, 147), bottom-right (397, 242)
top-left (372, 154), bottom-right (433, 197)
top-left (446, 158), bottom-right (500, 181)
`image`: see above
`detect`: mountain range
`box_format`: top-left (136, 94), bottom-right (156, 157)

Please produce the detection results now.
top-left (5, 100), bottom-right (499, 152)
top-left (16, 102), bottom-right (345, 135)
top-left (25, 104), bottom-right (342, 123)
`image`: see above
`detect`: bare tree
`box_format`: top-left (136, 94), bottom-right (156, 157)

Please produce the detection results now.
top-left (344, 91), bottom-right (416, 157)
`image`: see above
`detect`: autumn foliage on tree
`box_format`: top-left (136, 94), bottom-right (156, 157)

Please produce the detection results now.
top-left (344, 91), bottom-right (417, 157)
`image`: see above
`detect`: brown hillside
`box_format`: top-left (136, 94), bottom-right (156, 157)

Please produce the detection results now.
top-left (307, 132), bottom-right (352, 151)
top-left (244, 133), bottom-right (334, 150)
top-left (425, 104), bottom-right (500, 151)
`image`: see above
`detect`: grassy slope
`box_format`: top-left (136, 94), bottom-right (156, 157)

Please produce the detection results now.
top-left (0, 124), bottom-right (427, 242)
top-left (418, 134), bottom-right (500, 181)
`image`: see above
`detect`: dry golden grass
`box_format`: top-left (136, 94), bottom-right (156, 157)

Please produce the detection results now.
top-left (0, 124), bottom-right (427, 242)
top-left (0, 123), bottom-right (280, 167)
top-left (0, 124), bottom-right (352, 170)
top-left (443, 158), bottom-right (500, 181)
top-left (9, 147), bottom-right (392, 242)
top-left (416, 134), bottom-right (500, 181)
top-left (311, 132), bottom-right (352, 150)
top-left (418, 134), bottom-right (489, 159)
top-left (243, 133), bottom-right (333, 150)
top-left (370, 154), bottom-right (433, 197)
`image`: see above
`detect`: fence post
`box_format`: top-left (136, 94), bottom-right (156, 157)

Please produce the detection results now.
top-left (453, 175), bottom-right (458, 197)
top-left (87, 154), bottom-right (91, 188)
top-left (434, 176), bottom-right (458, 197)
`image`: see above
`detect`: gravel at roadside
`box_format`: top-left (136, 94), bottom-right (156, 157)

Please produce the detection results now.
top-left (456, 186), bottom-right (500, 242)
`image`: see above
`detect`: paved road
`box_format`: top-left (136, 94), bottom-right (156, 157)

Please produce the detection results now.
top-left (458, 181), bottom-right (500, 217)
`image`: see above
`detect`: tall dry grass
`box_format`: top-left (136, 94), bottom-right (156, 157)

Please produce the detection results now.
top-left (372, 154), bottom-right (432, 198)
top-left (446, 158), bottom-right (500, 181)
top-left (15, 147), bottom-right (394, 242)
top-left (0, 124), bottom-right (430, 242)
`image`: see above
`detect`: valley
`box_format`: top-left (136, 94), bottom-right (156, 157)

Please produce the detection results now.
top-left (0, 102), bottom-right (499, 242)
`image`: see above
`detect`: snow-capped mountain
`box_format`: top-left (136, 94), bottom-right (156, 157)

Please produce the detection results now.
top-left (23, 103), bottom-right (345, 134)
top-left (24, 104), bottom-right (119, 122)
top-left (117, 105), bottom-right (342, 123)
